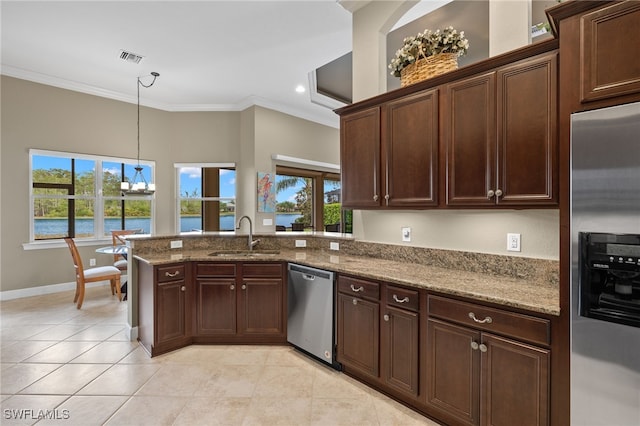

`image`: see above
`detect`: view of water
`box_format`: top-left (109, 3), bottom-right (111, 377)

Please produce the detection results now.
top-left (34, 213), bottom-right (303, 237)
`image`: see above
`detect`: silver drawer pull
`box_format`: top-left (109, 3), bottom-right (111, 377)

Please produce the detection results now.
top-left (180, 286), bottom-right (186, 291)
top-left (471, 341), bottom-right (479, 350)
top-left (383, 314), bottom-right (390, 322)
top-left (165, 271), bottom-right (180, 277)
top-left (230, 285), bottom-right (235, 290)
top-left (479, 343), bottom-right (488, 353)
top-left (350, 284), bottom-right (364, 293)
top-left (468, 312), bottom-right (492, 324)
top-left (392, 294), bottom-right (409, 303)
top-left (352, 298), bottom-right (358, 305)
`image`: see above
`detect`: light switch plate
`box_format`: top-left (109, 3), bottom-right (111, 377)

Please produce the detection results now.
top-left (170, 240), bottom-right (183, 249)
top-left (295, 239), bottom-right (307, 248)
top-left (263, 218), bottom-right (273, 226)
top-left (330, 242), bottom-right (340, 251)
top-left (402, 227), bottom-right (411, 242)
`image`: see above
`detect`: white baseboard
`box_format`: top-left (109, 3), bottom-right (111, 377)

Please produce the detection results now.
top-left (0, 276), bottom-right (127, 301)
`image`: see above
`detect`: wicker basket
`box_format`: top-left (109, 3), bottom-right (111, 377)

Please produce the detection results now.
top-left (400, 52), bottom-right (459, 87)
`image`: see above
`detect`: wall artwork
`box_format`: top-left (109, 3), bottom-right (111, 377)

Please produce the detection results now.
top-left (257, 172), bottom-right (276, 213)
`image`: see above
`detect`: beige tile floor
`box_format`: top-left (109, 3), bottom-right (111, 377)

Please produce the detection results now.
top-left (1, 286), bottom-right (440, 425)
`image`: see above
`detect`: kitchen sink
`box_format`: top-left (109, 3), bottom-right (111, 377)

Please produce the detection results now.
top-left (208, 250), bottom-right (280, 258)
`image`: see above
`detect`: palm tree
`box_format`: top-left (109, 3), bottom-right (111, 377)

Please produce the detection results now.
top-left (277, 175), bottom-right (312, 225)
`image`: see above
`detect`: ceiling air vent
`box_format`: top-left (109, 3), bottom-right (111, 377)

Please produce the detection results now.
top-left (119, 50), bottom-right (144, 64)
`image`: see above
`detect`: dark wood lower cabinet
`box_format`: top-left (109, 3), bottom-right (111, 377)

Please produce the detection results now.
top-left (337, 292), bottom-right (380, 379)
top-left (138, 261), bottom-right (286, 354)
top-left (426, 318), bottom-right (550, 426)
top-left (138, 262), bottom-right (192, 356)
top-left (196, 278), bottom-right (236, 335)
top-left (382, 305), bottom-right (420, 398)
top-left (193, 261), bottom-right (286, 343)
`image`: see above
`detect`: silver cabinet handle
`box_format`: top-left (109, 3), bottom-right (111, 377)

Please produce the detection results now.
top-left (165, 271), bottom-right (180, 277)
top-left (350, 285), bottom-right (364, 293)
top-left (180, 286), bottom-right (186, 291)
top-left (495, 189), bottom-right (503, 197)
top-left (352, 298), bottom-right (358, 305)
top-left (487, 189), bottom-right (495, 198)
top-left (242, 284), bottom-right (246, 290)
top-left (469, 312), bottom-right (492, 324)
top-left (479, 343), bottom-right (488, 353)
top-left (230, 284), bottom-right (235, 290)
top-left (383, 314), bottom-right (389, 322)
top-left (373, 194), bottom-right (379, 201)
top-left (471, 341), bottom-right (479, 350)
top-left (392, 294), bottom-right (409, 304)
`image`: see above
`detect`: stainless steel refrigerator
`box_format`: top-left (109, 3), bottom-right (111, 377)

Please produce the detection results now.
top-left (570, 101), bottom-right (640, 425)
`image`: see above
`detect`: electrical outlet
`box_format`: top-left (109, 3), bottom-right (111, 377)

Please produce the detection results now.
top-left (263, 218), bottom-right (273, 226)
top-left (89, 258), bottom-right (96, 266)
top-left (170, 240), bottom-right (183, 249)
top-left (402, 227), bottom-right (411, 242)
top-left (330, 242), bottom-right (340, 251)
top-left (295, 239), bottom-right (307, 248)
top-left (507, 233), bottom-right (521, 252)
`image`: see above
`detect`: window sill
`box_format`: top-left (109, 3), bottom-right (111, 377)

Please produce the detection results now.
top-left (22, 238), bottom-right (112, 251)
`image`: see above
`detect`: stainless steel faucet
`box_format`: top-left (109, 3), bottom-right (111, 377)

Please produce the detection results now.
top-left (236, 215), bottom-right (260, 251)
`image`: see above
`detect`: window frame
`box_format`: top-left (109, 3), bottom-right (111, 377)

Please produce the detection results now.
top-left (174, 163), bottom-right (236, 233)
top-left (275, 165), bottom-right (344, 232)
top-left (28, 149), bottom-right (156, 247)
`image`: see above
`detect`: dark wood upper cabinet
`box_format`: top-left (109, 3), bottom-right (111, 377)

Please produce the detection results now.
top-left (444, 72), bottom-right (496, 206)
top-left (444, 52), bottom-right (558, 207)
top-left (384, 89), bottom-right (439, 207)
top-left (580, 1), bottom-right (640, 103)
top-left (338, 43), bottom-right (559, 210)
top-left (496, 52), bottom-right (558, 206)
top-left (340, 107), bottom-right (381, 208)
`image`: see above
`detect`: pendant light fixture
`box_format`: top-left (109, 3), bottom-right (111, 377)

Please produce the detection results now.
top-left (121, 71), bottom-right (160, 195)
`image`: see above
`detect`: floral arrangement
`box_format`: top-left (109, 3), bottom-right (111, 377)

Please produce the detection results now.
top-left (389, 26), bottom-right (470, 77)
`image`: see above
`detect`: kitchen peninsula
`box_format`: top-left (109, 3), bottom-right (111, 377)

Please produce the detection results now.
top-left (130, 232), bottom-right (558, 426)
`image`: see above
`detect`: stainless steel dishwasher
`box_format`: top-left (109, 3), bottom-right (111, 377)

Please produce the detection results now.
top-left (287, 263), bottom-right (341, 370)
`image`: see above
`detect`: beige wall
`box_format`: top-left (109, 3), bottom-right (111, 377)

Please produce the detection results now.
top-left (0, 76), bottom-right (338, 292)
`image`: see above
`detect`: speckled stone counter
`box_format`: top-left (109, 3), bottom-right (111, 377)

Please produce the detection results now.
top-left (130, 234), bottom-right (559, 316)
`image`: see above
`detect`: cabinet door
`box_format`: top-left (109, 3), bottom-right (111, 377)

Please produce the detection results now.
top-left (580, 1), bottom-right (640, 102)
top-left (481, 333), bottom-right (550, 426)
top-left (382, 306), bottom-right (419, 398)
top-left (196, 279), bottom-right (237, 335)
top-left (238, 278), bottom-right (284, 336)
top-left (496, 53), bottom-right (557, 205)
top-left (444, 72), bottom-right (496, 206)
top-left (427, 318), bottom-right (480, 426)
top-left (340, 107), bottom-right (381, 208)
top-left (337, 293), bottom-right (380, 379)
top-left (385, 89), bottom-right (439, 207)
top-left (156, 280), bottom-right (188, 345)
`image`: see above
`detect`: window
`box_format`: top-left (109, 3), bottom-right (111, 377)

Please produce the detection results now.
top-left (275, 166), bottom-right (351, 233)
top-left (176, 164), bottom-right (236, 232)
top-left (30, 150), bottom-right (155, 241)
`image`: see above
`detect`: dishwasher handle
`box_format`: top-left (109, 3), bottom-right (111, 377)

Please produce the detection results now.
top-left (302, 274), bottom-right (316, 281)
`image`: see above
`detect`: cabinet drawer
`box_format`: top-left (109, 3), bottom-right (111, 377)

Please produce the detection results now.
top-left (196, 263), bottom-right (237, 277)
top-left (156, 264), bottom-right (185, 283)
top-left (428, 295), bottom-right (550, 346)
top-left (242, 262), bottom-right (283, 277)
top-left (386, 285), bottom-right (419, 311)
top-left (338, 276), bottom-right (380, 301)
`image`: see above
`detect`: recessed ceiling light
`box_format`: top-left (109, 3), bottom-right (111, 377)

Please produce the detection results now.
top-left (295, 85), bottom-right (306, 93)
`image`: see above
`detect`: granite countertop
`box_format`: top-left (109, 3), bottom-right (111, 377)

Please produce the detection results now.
top-left (134, 248), bottom-right (559, 316)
